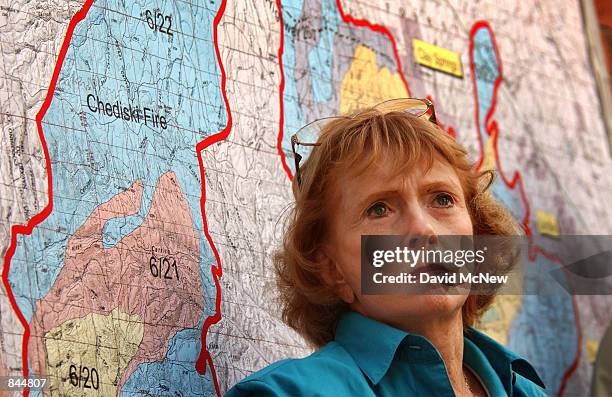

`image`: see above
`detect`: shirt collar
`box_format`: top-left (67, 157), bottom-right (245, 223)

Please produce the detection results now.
top-left (334, 310), bottom-right (408, 384)
top-left (464, 325), bottom-right (546, 392)
top-left (334, 310), bottom-right (546, 391)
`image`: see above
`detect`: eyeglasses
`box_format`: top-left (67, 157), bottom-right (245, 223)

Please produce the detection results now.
top-left (290, 97), bottom-right (437, 190)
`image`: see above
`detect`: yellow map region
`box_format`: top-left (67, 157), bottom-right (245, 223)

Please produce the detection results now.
top-left (535, 210), bottom-right (560, 237)
top-left (479, 127), bottom-right (498, 172)
top-left (477, 295), bottom-right (523, 345)
top-left (44, 308), bottom-right (143, 396)
top-left (586, 338), bottom-right (599, 364)
top-left (339, 44), bottom-right (408, 114)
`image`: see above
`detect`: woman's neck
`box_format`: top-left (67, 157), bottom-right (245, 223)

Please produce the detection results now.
top-left (373, 308), bottom-right (467, 396)
top-left (405, 312), bottom-right (466, 395)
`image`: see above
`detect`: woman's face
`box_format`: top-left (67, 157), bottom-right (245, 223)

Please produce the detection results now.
top-left (320, 152), bottom-right (473, 328)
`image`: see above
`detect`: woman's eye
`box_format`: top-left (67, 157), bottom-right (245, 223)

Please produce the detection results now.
top-left (367, 202), bottom-right (389, 218)
top-left (432, 193), bottom-right (455, 208)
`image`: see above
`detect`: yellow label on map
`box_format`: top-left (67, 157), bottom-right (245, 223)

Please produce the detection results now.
top-left (586, 338), bottom-right (599, 364)
top-left (412, 39), bottom-right (463, 77)
top-left (536, 210), bottom-right (560, 237)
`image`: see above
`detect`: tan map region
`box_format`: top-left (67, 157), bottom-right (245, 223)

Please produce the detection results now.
top-left (44, 308), bottom-right (143, 396)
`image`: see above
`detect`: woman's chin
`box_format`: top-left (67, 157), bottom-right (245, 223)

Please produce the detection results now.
top-left (364, 294), bottom-right (468, 321)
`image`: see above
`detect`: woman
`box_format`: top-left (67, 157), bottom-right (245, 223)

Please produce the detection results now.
top-left (225, 98), bottom-right (547, 396)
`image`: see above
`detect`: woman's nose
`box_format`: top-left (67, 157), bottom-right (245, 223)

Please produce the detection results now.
top-left (398, 203), bottom-right (437, 245)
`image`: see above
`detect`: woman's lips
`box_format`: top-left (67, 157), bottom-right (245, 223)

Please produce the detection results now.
top-left (409, 262), bottom-right (456, 277)
top-left (408, 262), bottom-right (468, 288)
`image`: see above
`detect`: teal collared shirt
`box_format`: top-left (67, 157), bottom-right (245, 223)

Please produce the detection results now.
top-left (225, 311), bottom-right (547, 396)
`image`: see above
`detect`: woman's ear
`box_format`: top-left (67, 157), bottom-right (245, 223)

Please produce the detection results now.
top-left (316, 246), bottom-right (355, 304)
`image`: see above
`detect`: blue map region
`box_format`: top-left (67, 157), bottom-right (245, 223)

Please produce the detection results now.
top-left (472, 28), bottom-right (498, 134)
top-left (307, 0), bottom-right (340, 104)
top-left (280, 0), bottom-right (307, 174)
top-left (471, 26), bottom-right (577, 395)
top-left (8, 0), bottom-right (225, 395)
top-left (280, 0), bottom-right (352, 171)
top-left (121, 325), bottom-right (211, 396)
top-left (471, 28), bottom-right (522, 217)
top-left (102, 182), bottom-right (154, 248)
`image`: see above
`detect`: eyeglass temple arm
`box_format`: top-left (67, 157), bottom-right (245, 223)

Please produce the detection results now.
top-left (290, 135), bottom-right (303, 186)
top-left (430, 107), bottom-right (438, 125)
top-left (422, 98), bottom-right (438, 125)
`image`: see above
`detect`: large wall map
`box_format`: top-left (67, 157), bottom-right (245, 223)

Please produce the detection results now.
top-left (1, 0), bottom-right (611, 396)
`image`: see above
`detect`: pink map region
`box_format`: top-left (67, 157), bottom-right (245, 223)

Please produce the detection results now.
top-left (29, 171), bottom-right (204, 389)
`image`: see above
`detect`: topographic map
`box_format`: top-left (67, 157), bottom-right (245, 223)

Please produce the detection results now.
top-left (1, 0), bottom-right (611, 396)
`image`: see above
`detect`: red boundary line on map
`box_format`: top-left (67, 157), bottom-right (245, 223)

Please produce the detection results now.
top-left (194, 0), bottom-right (231, 396)
top-left (277, 0), bottom-right (458, 181)
top-left (276, 0), bottom-right (413, 181)
top-left (276, 0), bottom-right (291, 182)
top-left (335, 0), bottom-right (460, 140)
top-left (468, 20), bottom-right (582, 397)
top-left (334, 0), bottom-right (411, 95)
top-left (0, 0), bottom-right (228, 395)
top-left (1, 1), bottom-right (95, 395)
